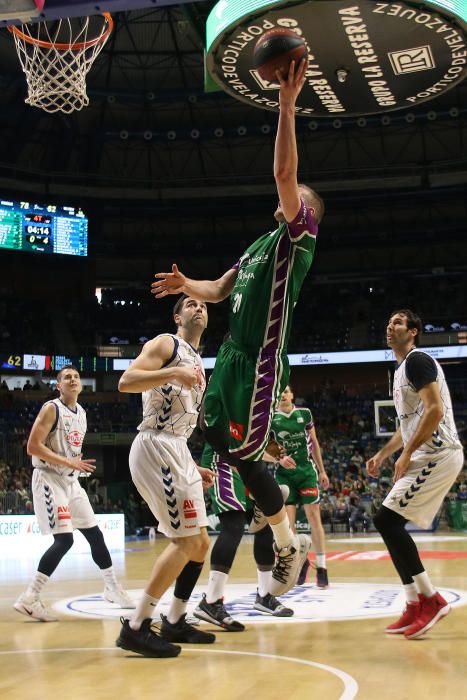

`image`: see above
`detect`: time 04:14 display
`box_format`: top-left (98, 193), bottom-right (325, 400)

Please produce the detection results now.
top-left (24, 213), bottom-right (52, 246)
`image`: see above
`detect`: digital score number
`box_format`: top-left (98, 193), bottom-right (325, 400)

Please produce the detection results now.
top-left (0, 199), bottom-right (88, 257)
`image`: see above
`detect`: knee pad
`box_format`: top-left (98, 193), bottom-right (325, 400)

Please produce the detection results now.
top-left (373, 505), bottom-right (407, 536)
top-left (54, 532), bottom-right (74, 553)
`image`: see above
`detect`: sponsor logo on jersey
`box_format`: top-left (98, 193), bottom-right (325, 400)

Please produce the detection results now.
top-left (297, 416), bottom-right (304, 423)
top-left (57, 505), bottom-right (71, 520)
top-left (183, 499), bottom-right (197, 520)
top-left (229, 421), bottom-right (244, 441)
top-left (300, 487), bottom-right (319, 498)
top-left (66, 431), bottom-right (84, 447)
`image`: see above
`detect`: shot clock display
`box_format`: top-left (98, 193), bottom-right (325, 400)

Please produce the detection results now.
top-left (0, 199), bottom-right (88, 256)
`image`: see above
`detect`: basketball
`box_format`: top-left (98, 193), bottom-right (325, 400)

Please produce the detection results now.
top-left (253, 28), bottom-right (307, 83)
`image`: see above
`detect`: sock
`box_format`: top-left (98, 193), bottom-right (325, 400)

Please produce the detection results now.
top-left (413, 571), bottom-right (436, 598)
top-left (101, 566), bottom-right (118, 589)
top-left (129, 592), bottom-right (159, 630)
top-left (206, 570), bottom-right (229, 604)
top-left (316, 553), bottom-right (326, 569)
top-left (25, 572), bottom-right (49, 600)
top-left (269, 516), bottom-right (294, 550)
top-left (257, 569), bottom-right (272, 597)
top-left (403, 583), bottom-right (419, 604)
top-left (167, 596), bottom-right (188, 625)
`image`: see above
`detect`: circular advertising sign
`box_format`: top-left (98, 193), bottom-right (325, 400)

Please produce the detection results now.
top-left (206, 0), bottom-right (467, 116)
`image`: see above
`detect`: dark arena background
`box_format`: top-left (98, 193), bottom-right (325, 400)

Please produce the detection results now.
top-left (0, 1), bottom-right (466, 698)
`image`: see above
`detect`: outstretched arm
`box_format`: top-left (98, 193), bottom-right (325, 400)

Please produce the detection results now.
top-left (274, 58), bottom-right (308, 223)
top-left (151, 264), bottom-right (237, 303)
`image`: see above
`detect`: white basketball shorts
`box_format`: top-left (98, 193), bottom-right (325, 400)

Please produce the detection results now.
top-left (32, 468), bottom-right (97, 535)
top-left (383, 448), bottom-right (464, 528)
top-left (129, 430), bottom-right (208, 538)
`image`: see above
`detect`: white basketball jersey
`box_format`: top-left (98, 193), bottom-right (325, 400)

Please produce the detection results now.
top-left (138, 334), bottom-right (206, 439)
top-left (32, 398), bottom-right (87, 481)
top-left (393, 350), bottom-right (462, 457)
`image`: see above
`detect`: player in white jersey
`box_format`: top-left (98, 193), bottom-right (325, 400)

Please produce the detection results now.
top-left (115, 296), bottom-right (216, 658)
top-left (367, 309), bottom-right (464, 640)
top-left (14, 365), bottom-right (134, 622)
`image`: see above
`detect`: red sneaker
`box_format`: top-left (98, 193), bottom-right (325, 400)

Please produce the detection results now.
top-left (385, 601), bottom-right (420, 634)
top-left (404, 592), bottom-right (450, 640)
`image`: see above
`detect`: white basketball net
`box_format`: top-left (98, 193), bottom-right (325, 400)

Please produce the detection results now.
top-left (10, 14), bottom-right (112, 114)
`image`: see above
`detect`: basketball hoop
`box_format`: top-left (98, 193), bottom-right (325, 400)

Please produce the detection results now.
top-left (8, 13), bottom-right (113, 114)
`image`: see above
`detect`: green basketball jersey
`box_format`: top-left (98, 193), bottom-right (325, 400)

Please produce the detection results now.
top-left (270, 407), bottom-right (314, 466)
top-left (228, 202), bottom-right (318, 351)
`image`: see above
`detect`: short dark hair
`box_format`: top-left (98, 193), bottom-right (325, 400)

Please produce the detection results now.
top-left (299, 184), bottom-right (325, 224)
top-left (57, 364), bottom-right (79, 381)
top-left (389, 309), bottom-right (423, 346)
top-left (173, 294), bottom-right (189, 327)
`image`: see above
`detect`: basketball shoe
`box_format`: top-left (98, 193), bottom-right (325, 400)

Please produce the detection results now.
top-left (315, 566), bottom-right (329, 589)
top-left (404, 592), bottom-right (451, 640)
top-left (160, 613), bottom-right (216, 643)
top-left (14, 593), bottom-right (57, 622)
top-left (254, 591), bottom-right (294, 617)
top-left (297, 558), bottom-right (311, 585)
top-left (193, 594), bottom-right (245, 631)
top-left (248, 485), bottom-right (290, 534)
top-left (270, 534), bottom-right (312, 595)
top-left (385, 601), bottom-right (421, 634)
top-left (116, 617), bottom-right (181, 658)
top-left (103, 584), bottom-right (136, 608)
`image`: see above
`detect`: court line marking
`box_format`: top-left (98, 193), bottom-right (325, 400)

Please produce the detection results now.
top-left (0, 646), bottom-right (358, 699)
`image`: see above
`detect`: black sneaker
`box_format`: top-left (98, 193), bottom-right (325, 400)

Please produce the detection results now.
top-left (297, 558), bottom-right (311, 586)
top-left (160, 613), bottom-right (216, 644)
top-left (254, 591), bottom-right (294, 617)
top-left (193, 594), bottom-right (245, 632)
top-left (116, 617), bottom-right (181, 658)
top-left (316, 567), bottom-right (329, 588)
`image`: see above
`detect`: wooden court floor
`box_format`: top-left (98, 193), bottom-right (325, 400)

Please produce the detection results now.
top-left (1, 532), bottom-right (466, 700)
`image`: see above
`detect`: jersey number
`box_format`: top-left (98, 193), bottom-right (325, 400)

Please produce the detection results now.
top-left (233, 293), bottom-right (243, 313)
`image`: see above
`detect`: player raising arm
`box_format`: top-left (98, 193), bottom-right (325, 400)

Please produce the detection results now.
top-left (151, 59), bottom-right (325, 596)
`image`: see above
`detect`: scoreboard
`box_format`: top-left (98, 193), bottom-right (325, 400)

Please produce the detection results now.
top-left (0, 199), bottom-right (88, 256)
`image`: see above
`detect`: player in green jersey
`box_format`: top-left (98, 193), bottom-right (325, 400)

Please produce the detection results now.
top-left (270, 385), bottom-right (330, 588)
top-left (152, 60), bottom-right (325, 595)
top-left (194, 442), bottom-right (293, 630)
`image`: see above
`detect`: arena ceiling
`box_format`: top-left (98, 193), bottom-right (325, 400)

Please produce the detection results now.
top-left (0, 1), bottom-right (465, 273)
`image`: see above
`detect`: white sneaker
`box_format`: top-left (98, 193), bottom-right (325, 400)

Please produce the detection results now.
top-left (269, 534), bottom-right (312, 596)
top-left (14, 593), bottom-right (58, 622)
top-left (248, 485), bottom-right (290, 534)
top-left (103, 585), bottom-right (136, 608)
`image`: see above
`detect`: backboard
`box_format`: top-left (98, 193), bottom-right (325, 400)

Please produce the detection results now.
top-left (374, 400), bottom-right (399, 438)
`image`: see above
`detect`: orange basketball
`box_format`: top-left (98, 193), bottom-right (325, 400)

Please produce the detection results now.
top-left (253, 28), bottom-right (307, 83)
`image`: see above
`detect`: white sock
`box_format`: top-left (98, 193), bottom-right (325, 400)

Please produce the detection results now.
top-left (129, 592), bottom-right (159, 630)
top-left (413, 571), bottom-right (436, 598)
top-left (206, 570), bottom-right (228, 604)
top-left (257, 569), bottom-right (272, 597)
top-left (270, 516), bottom-right (294, 550)
top-left (101, 566), bottom-right (118, 589)
top-left (167, 596), bottom-right (188, 625)
top-left (316, 553), bottom-right (326, 569)
top-left (25, 572), bottom-right (49, 600)
top-left (403, 583), bottom-right (419, 604)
